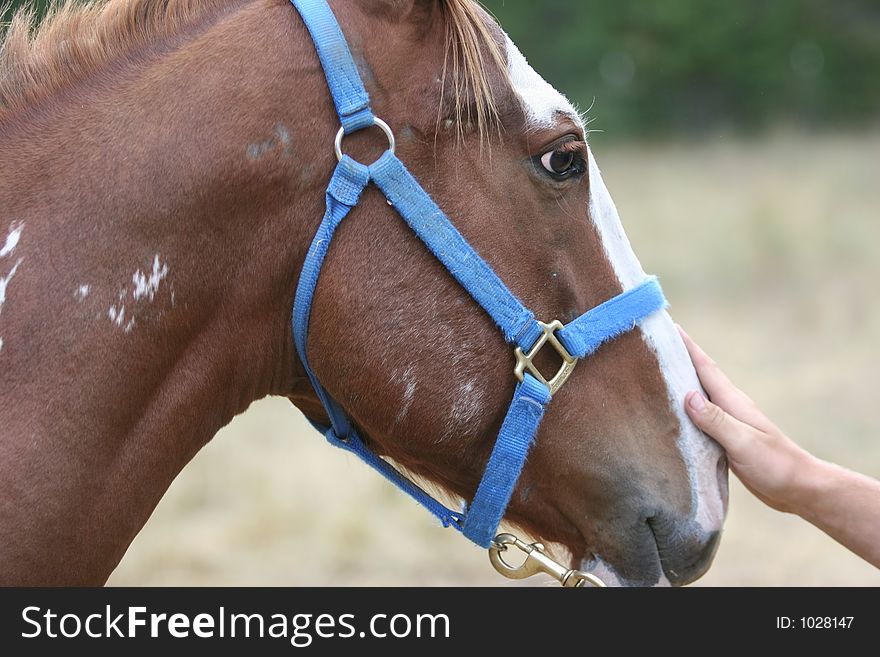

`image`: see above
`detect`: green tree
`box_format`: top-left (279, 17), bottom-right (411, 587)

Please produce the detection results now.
top-left (484, 0), bottom-right (880, 137)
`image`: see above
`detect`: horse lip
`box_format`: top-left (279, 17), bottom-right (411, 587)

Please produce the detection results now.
top-left (577, 549), bottom-right (667, 588)
top-left (579, 552), bottom-right (600, 572)
top-left (565, 506), bottom-right (666, 586)
top-left (647, 515), bottom-right (720, 586)
top-left (646, 516), bottom-right (672, 581)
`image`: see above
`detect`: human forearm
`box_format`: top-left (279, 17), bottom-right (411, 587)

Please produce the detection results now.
top-left (796, 457), bottom-right (880, 568)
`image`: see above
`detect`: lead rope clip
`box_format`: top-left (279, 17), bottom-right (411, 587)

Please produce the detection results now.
top-left (489, 533), bottom-right (606, 587)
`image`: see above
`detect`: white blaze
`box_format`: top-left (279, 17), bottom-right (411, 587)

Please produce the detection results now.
top-left (587, 152), bottom-right (725, 534)
top-left (505, 37), bottom-right (578, 128)
top-left (504, 33), bottom-right (725, 536)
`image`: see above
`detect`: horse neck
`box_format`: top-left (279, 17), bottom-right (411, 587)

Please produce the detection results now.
top-left (0, 0), bottom-right (338, 583)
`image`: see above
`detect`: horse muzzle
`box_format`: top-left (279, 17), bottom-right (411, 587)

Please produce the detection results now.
top-left (577, 509), bottom-right (722, 587)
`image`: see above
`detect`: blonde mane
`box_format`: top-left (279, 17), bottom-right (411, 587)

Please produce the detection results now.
top-left (438, 0), bottom-right (505, 141)
top-left (1, 0), bottom-right (505, 135)
top-left (0, 0), bottom-right (238, 116)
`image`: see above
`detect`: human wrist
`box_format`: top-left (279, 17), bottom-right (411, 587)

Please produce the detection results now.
top-left (789, 452), bottom-right (835, 522)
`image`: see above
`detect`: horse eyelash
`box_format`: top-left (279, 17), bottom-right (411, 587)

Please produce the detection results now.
top-left (557, 140), bottom-right (587, 154)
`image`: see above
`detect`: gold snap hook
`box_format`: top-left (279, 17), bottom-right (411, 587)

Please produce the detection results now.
top-left (489, 533), bottom-right (606, 587)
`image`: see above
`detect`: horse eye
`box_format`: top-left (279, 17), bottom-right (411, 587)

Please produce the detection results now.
top-left (539, 148), bottom-right (584, 179)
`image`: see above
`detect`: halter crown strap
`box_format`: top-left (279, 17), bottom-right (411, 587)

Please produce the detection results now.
top-left (292, 0), bottom-right (374, 133)
top-left (289, 0), bottom-right (668, 548)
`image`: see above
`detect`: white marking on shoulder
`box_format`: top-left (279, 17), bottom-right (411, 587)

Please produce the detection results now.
top-left (393, 365), bottom-right (417, 426)
top-left (504, 36), bottom-right (580, 129)
top-left (75, 284), bottom-right (91, 301)
top-left (0, 257), bottom-right (23, 351)
top-left (586, 148), bottom-right (725, 534)
top-left (0, 259), bottom-right (23, 315)
top-left (108, 304), bottom-right (125, 327)
top-left (105, 255), bottom-right (170, 332)
top-left (132, 255), bottom-right (169, 301)
top-left (1, 222), bottom-right (23, 258)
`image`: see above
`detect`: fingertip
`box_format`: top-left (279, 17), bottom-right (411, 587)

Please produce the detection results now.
top-left (679, 328), bottom-right (712, 370)
top-left (676, 324), bottom-right (698, 352)
top-left (686, 390), bottom-right (706, 413)
top-left (675, 323), bottom-right (686, 340)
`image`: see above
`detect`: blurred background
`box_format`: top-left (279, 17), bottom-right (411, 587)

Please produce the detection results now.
top-left (7, 0), bottom-right (878, 585)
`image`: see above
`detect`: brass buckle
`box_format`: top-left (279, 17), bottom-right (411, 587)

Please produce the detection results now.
top-left (513, 320), bottom-right (577, 396)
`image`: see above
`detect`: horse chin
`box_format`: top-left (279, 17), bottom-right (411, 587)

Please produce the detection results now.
top-left (578, 555), bottom-right (672, 588)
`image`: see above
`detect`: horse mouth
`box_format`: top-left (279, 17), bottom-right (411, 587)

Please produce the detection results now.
top-left (646, 515), bottom-right (721, 586)
top-left (577, 516), bottom-right (720, 587)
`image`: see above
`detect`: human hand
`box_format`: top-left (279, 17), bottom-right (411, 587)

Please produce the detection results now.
top-left (677, 326), bottom-right (814, 514)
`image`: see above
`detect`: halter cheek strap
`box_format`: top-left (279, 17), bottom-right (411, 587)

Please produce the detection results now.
top-left (289, 0), bottom-right (668, 548)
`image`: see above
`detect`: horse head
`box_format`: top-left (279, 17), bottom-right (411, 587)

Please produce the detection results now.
top-left (295, 0), bottom-right (728, 586)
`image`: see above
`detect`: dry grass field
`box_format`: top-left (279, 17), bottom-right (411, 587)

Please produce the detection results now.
top-left (108, 131), bottom-right (880, 586)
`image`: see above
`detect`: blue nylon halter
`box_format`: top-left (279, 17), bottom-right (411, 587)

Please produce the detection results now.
top-left (289, 0), bottom-right (669, 548)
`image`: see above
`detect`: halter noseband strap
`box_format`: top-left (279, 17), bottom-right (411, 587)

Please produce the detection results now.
top-left (289, 0), bottom-right (668, 548)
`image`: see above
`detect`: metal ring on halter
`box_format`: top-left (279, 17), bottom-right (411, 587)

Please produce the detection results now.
top-left (334, 117), bottom-right (396, 163)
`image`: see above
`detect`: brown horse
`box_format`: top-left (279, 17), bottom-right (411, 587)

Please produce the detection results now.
top-left (0, 0), bottom-right (727, 586)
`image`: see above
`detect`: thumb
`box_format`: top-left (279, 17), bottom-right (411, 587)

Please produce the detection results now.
top-left (685, 390), bottom-right (753, 453)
